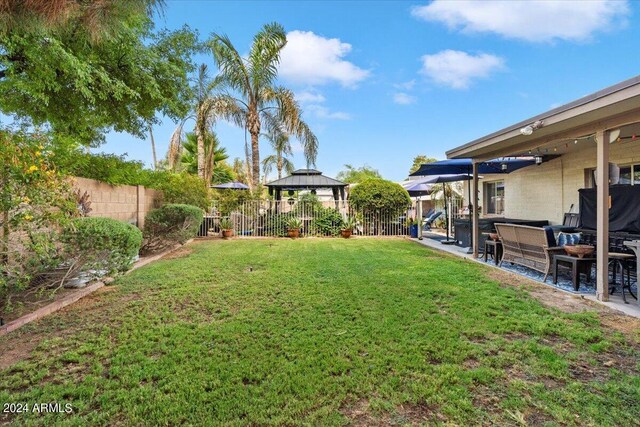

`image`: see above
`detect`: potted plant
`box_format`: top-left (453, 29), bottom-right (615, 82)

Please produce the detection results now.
top-left (340, 216), bottom-right (357, 238)
top-left (287, 217), bottom-right (303, 238)
top-left (405, 217), bottom-right (419, 238)
top-left (219, 218), bottom-right (234, 238)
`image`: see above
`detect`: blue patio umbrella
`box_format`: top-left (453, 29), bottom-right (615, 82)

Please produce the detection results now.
top-left (402, 180), bottom-right (434, 197)
top-left (210, 181), bottom-right (250, 190)
top-left (415, 174), bottom-right (474, 244)
top-left (409, 157), bottom-right (542, 177)
top-left (409, 158), bottom-right (548, 247)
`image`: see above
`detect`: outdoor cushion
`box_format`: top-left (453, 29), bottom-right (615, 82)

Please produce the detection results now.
top-left (543, 226), bottom-right (557, 247)
top-left (557, 232), bottom-right (582, 247)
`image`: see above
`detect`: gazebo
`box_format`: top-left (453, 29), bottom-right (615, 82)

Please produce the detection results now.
top-left (266, 169), bottom-right (347, 206)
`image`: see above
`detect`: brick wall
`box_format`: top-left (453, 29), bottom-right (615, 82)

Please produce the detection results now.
top-left (463, 142), bottom-right (640, 224)
top-left (73, 177), bottom-right (163, 229)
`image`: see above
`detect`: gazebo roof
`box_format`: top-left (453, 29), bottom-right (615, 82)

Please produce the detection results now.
top-left (266, 169), bottom-right (347, 189)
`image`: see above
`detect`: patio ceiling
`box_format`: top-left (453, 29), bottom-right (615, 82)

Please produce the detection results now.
top-left (447, 74), bottom-right (640, 160)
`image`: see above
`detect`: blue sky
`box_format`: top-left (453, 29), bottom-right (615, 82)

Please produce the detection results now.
top-left (100, 0), bottom-right (640, 181)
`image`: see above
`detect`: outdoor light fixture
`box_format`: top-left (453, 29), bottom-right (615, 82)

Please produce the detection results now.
top-left (608, 128), bottom-right (621, 144)
top-left (534, 156), bottom-right (543, 165)
top-left (501, 163), bottom-right (508, 172)
top-left (520, 120), bottom-right (544, 136)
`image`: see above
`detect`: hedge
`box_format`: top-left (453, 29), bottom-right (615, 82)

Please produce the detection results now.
top-left (142, 204), bottom-right (203, 253)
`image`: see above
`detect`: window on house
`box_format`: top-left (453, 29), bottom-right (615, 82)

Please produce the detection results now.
top-left (484, 180), bottom-right (504, 215)
top-left (587, 163), bottom-right (640, 187)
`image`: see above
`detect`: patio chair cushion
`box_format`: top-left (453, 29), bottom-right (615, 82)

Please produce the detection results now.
top-left (557, 232), bottom-right (582, 247)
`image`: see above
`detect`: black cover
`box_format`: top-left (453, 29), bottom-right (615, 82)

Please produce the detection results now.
top-left (579, 185), bottom-right (640, 233)
top-left (454, 218), bottom-right (549, 248)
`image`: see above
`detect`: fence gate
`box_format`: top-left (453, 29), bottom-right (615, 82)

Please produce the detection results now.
top-left (202, 200), bottom-right (413, 237)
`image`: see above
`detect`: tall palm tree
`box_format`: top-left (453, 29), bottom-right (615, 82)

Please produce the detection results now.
top-left (167, 63), bottom-right (217, 181)
top-left (181, 131), bottom-right (229, 184)
top-left (210, 22), bottom-right (318, 191)
top-left (262, 130), bottom-right (294, 180)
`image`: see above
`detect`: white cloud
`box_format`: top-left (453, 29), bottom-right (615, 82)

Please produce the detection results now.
top-left (306, 104), bottom-right (351, 120)
top-left (420, 50), bottom-right (505, 89)
top-left (412, 0), bottom-right (629, 43)
top-left (279, 30), bottom-right (370, 87)
top-left (393, 80), bottom-right (416, 90)
top-left (295, 90), bottom-right (326, 104)
top-left (393, 92), bottom-right (417, 105)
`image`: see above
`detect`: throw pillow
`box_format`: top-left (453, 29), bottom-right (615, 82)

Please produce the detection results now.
top-left (557, 232), bottom-right (582, 247)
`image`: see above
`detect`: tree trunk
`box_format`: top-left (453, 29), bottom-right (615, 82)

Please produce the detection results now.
top-left (247, 105), bottom-right (261, 191)
top-left (148, 123), bottom-right (157, 170)
top-left (277, 154), bottom-right (283, 179)
top-left (1, 209), bottom-right (9, 266)
top-left (196, 110), bottom-right (206, 181)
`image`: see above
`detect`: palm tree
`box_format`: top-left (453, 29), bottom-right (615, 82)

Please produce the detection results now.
top-left (232, 158), bottom-right (248, 184)
top-left (181, 131), bottom-right (229, 184)
top-left (262, 130), bottom-right (294, 180)
top-left (167, 63), bottom-right (217, 182)
top-left (210, 22), bottom-right (318, 191)
top-left (0, 0), bottom-right (163, 41)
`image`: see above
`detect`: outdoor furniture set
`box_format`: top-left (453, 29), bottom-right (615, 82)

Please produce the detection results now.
top-left (490, 222), bottom-right (638, 303)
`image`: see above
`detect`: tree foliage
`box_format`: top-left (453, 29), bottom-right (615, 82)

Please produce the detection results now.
top-left (336, 164), bottom-right (382, 183)
top-left (348, 179), bottom-right (411, 215)
top-left (210, 23), bottom-right (318, 190)
top-left (0, 4), bottom-right (199, 144)
top-left (181, 132), bottom-right (230, 184)
top-left (409, 155), bottom-right (438, 175)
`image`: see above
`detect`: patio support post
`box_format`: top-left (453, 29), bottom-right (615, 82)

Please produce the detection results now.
top-left (416, 198), bottom-right (423, 239)
top-left (472, 161), bottom-right (480, 258)
top-left (595, 129), bottom-right (610, 301)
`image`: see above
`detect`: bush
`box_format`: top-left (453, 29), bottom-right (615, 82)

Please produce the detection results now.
top-left (348, 179), bottom-right (411, 216)
top-left (311, 207), bottom-right (344, 236)
top-left (153, 173), bottom-right (210, 211)
top-left (62, 217), bottom-right (143, 274)
top-left (142, 204), bottom-right (203, 253)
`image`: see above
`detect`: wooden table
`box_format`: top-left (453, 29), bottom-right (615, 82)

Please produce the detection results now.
top-left (552, 254), bottom-right (596, 291)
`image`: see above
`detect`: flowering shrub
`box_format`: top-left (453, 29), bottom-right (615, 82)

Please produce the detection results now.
top-left (0, 128), bottom-right (78, 310)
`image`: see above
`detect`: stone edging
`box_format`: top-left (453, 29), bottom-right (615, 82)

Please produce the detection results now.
top-left (0, 239), bottom-right (193, 337)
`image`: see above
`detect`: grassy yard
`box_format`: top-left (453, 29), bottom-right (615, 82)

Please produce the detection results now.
top-left (1, 239), bottom-right (639, 426)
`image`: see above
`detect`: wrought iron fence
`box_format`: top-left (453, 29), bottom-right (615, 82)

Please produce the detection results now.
top-left (202, 200), bottom-right (412, 237)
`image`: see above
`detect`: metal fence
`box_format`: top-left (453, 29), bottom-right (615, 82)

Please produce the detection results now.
top-left (202, 200), bottom-right (413, 237)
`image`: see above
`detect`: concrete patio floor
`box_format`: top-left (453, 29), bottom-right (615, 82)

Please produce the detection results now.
top-left (414, 232), bottom-right (640, 319)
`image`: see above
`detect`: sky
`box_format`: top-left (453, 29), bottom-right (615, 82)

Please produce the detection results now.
top-left (99, 0), bottom-right (640, 182)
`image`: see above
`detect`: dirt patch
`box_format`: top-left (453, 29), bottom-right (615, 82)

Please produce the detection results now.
top-left (0, 287), bottom-right (80, 323)
top-left (161, 246), bottom-right (193, 260)
top-left (340, 399), bottom-right (442, 426)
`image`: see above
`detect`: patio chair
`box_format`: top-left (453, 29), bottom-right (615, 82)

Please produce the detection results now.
top-left (422, 210), bottom-right (443, 231)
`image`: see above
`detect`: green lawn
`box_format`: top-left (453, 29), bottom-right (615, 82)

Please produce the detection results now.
top-left (1, 239), bottom-right (639, 426)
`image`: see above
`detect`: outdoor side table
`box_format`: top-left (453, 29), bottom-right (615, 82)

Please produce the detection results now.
top-left (552, 254), bottom-right (596, 291)
top-left (483, 239), bottom-right (502, 265)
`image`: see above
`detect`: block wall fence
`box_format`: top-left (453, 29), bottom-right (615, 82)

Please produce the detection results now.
top-left (73, 177), bottom-right (163, 229)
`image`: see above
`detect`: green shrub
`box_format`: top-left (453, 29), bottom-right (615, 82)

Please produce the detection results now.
top-left (348, 179), bottom-right (411, 216)
top-left (62, 217), bottom-right (143, 274)
top-left (154, 173), bottom-right (210, 210)
top-left (311, 207), bottom-right (344, 236)
top-left (142, 204), bottom-right (203, 253)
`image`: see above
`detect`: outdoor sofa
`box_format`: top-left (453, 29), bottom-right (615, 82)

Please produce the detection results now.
top-left (494, 223), bottom-right (566, 281)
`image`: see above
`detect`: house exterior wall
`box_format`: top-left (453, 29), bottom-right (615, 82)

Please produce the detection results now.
top-left (73, 177), bottom-right (163, 229)
top-left (462, 141), bottom-right (640, 224)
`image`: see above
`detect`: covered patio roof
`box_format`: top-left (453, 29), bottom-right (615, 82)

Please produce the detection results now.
top-left (447, 74), bottom-right (640, 160)
top-left (445, 74), bottom-right (640, 303)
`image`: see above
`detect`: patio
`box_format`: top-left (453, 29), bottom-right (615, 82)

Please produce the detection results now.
top-left (416, 225), bottom-right (640, 318)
